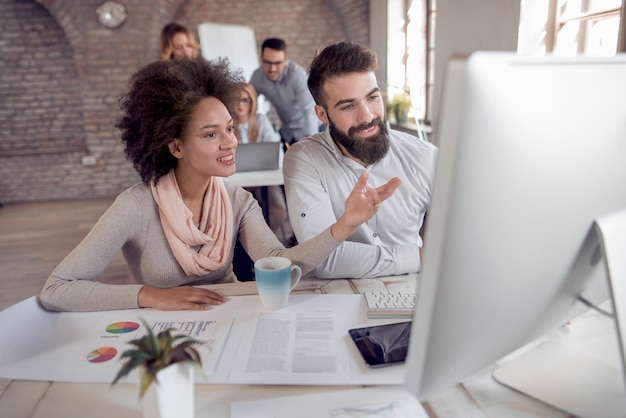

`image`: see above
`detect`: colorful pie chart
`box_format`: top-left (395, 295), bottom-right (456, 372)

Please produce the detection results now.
top-left (87, 346), bottom-right (117, 363)
top-left (106, 321), bottom-right (140, 334)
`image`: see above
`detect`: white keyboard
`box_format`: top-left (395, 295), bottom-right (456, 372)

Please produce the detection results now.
top-left (364, 291), bottom-right (416, 319)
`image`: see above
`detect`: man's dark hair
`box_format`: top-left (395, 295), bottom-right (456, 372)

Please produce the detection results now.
top-left (261, 38), bottom-right (287, 54)
top-left (116, 56), bottom-right (243, 185)
top-left (307, 41), bottom-right (377, 107)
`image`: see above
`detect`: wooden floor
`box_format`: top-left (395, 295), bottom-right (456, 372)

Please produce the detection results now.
top-left (0, 196), bottom-right (128, 311)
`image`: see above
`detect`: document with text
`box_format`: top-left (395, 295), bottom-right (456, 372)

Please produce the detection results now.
top-left (230, 310), bottom-right (351, 384)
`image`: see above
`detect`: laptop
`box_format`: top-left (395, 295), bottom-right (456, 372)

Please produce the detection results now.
top-left (235, 142), bottom-right (282, 172)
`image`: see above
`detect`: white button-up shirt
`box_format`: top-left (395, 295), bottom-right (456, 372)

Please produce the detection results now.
top-left (283, 128), bottom-right (438, 279)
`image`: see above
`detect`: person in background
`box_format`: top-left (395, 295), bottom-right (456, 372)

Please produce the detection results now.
top-left (283, 41), bottom-right (438, 279)
top-left (231, 82), bottom-right (292, 244)
top-left (39, 56), bottom-right (399, 312)
top-left (249, 38), bottom-right (321, 147)
top-left (160, 22), bottom-right (199, 61)
top-left (232, 83), bottom-right (280, 145)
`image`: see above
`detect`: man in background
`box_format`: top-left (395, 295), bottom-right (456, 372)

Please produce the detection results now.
top-left (250, 38), bottom-right (321, 147)
top-left (283, 41), bottom-right (438, 279)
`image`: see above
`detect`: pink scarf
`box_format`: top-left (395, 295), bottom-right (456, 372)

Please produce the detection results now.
top-left (151, 171), bottom-right (233, 276)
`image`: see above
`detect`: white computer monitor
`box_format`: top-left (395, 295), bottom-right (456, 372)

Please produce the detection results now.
top-left (404, 52), bottom-right (626, 417)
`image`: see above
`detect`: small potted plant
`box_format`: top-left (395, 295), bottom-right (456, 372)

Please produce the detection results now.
top-left (392, 92), bottom-right (412, 125)
top-left (112, 319), bottom-right (203, 418)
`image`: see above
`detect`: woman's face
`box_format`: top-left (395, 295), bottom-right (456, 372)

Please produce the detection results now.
top-left (234, 91), bottom-right (252, 121)
top-left (170, 32), bottom-right (197, 60)
top-left (170, 97), bottom-right (238, 179)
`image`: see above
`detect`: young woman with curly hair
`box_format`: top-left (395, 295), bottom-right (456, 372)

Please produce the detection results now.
top-left (39, 56), bottom-right (400, 312)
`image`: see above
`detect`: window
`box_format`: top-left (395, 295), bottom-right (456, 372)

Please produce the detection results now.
top-left (549, 0), bottom-right (624, 55)
top-left (386, 0), bottom-right (435, 130)
top-left (389, 0), bottom-right (623, 131)
top-left (519, 0), bottom-right (625, 56)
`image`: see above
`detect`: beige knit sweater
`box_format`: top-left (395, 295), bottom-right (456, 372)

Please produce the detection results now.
top-left (39, 182), bottom-right (340, 312)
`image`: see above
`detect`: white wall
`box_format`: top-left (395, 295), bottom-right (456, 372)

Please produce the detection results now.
top-left (369, 0), bottom-right (388, 86)
top-left (431, 0), bottom-right (521, 141)
top-left (198, 23), bottom-right (259, 81)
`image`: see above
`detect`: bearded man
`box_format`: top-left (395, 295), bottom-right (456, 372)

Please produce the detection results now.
top-left (283, 41), bottom-right (438, 279)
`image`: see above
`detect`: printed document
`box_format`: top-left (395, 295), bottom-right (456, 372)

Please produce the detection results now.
top-left (230, 310), bottom-right (351, 384)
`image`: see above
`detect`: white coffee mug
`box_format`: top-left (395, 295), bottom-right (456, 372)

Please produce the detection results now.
top-left (254, 256), bottom-right (302, 310)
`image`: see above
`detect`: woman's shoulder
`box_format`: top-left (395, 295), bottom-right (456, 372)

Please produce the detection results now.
top-left (223, 181), bottom-right (259, 217)
top-left (118, 182), bottom-right (152, 201)
top-left (254, 113), bottom-right (280, 142)
top-left (255, 112), bottom-right (273, 126)
top-left (109, 183), bottom-right (155, 214)
top-left (223, 180), bottom-right (253, 203)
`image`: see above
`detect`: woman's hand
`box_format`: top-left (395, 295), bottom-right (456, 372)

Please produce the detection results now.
top-left (331, 171), bottom-right (402, 242)
top-left (159, 46), bottom-right (173, 61)
top-left (137, 285), bottom-right (228, 311)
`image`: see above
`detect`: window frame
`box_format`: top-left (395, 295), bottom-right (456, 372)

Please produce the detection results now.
top-left (545, 0), bottom-right (626, 55)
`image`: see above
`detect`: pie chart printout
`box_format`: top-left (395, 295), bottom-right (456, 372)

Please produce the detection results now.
top-left (105, 321), bottom-right (140, 334)
top-left (87, 347), bottom-right (118, 363)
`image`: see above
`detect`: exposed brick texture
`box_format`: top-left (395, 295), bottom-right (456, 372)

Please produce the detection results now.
top-left (0, 0), bottom-right (368, 203)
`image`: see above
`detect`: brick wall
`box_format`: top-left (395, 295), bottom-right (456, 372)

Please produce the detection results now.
top-left (0, 0), bottom-right (369, 203)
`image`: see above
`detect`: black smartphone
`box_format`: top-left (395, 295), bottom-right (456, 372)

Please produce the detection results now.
top-left (348, 321), bottom-right (411, 368)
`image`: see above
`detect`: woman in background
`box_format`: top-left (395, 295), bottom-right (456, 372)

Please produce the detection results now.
top-left (232, 83), bottom-right (279, 144)
top-left (160, 22), bottom-right (199, 61)
top-left (232, 83), bottom-right (291, 244)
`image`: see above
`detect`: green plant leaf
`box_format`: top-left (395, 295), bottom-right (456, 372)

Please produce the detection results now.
top-left (110, 318), bottom-right (204, 399)
top-left (139, 368), bottom-right (156, 399)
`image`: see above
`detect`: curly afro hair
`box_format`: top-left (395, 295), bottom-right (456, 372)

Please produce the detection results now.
top-left (116, 56), bottom-right (244, 185)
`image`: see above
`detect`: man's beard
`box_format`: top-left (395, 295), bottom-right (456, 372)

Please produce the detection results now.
top-left (328, 116), bottom-right (390, 165)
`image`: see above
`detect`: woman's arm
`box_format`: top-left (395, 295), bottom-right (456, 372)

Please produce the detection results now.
top-left (39, 191), bottom-right (143, 311)
top-left (239, 171), bottom-right (401, 276)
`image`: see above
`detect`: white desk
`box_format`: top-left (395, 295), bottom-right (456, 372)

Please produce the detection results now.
top-left (0, 275), bottom-right (620, 418)
top-left (223, 169), bottom-right (283, 188)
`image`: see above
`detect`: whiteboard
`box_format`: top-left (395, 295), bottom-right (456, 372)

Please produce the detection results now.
top-left (197, 22), bottom-right (259, 82)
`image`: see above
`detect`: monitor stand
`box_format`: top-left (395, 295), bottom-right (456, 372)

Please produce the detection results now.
top-left (493, 209), bottom-right (626, 418)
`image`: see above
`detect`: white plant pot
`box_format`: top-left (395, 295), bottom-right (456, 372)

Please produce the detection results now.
top-left (141, 362), bottom-right (194, 418)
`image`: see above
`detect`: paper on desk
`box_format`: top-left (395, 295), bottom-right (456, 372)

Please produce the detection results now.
top-left (229, 310), bottom-right (351, 384)
top-left (73, 315), bottom-right (233, 378)
top-left (0, 300), bottom-right (234, 383)
top-left (0, 295), bottom-right (405, 385)
top-left (230, 386), bottom-right (429, 418)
